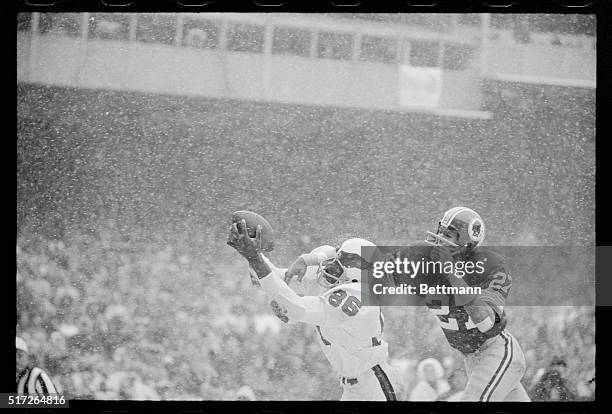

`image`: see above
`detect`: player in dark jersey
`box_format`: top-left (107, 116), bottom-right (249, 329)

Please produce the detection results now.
top-left (419, 207), bottom-right (530, 401)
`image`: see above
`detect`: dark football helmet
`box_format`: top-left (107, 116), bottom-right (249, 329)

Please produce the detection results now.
top-left (425, 207), bottom-right (485, 254)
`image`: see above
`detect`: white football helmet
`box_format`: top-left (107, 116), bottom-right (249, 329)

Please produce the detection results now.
top-left (316, 238), bottom-right (376, 288)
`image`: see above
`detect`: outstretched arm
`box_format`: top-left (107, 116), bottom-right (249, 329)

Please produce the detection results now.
top-left (260, 273), bottom-right (327, 325)
top-left (228, 219), bottom-right (327, 325)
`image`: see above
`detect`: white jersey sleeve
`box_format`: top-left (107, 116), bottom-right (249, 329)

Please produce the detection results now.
top-left (259, 270), bottom-right (328, 325)
top-left (309, 245), bottom-right (336, 263)
top-left (291, 245), bottom-right (336, 296)
top-left (260, 276), bottom-right (364, 327)
top-left (248, 253), bottom-right (287, 288)
top-left (256, 247), bottom-right (345, 325)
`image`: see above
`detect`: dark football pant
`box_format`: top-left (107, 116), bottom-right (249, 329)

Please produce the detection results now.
top-left (462, 330), bottom-right (530, 401)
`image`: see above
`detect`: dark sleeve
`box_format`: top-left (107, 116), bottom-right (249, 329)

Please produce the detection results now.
top-left (478, 263), bottom-right (512, 312)
top-left (394, 246), bottom-right (432, 297)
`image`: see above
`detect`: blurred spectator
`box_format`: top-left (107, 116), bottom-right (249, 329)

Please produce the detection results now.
top-left (441, 356), bottom-right (456, 373)
top-left (253, 314), bottom-right (282, 335)
top-left (437, 369), bottom-right (467, 401)
top-left (127, 373), bottom-right (161, 400)
top-left (409, 358), bottom-right (450, 401)
top-left (236, 385), bottom-right (256, 401)
top-left (531, 356), bottom-right (576, 401)
top-left (16, 336), bottom-right (60, 395)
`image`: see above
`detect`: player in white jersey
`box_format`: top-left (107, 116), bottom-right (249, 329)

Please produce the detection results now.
top-left (228, 220), bottom-right (402, 401)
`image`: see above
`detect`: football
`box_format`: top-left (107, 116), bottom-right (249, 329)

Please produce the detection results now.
top-left (230, 210), bottom-right (275, 252)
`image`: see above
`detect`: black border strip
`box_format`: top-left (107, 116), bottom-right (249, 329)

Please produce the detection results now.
top-left (15, 0), bottom-right (600, 13)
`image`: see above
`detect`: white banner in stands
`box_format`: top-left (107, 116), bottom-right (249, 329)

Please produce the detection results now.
top-left (398, 66), bottom-right (443, 109)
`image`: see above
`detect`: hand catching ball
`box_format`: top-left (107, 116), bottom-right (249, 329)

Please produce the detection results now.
top-left (230, 210), bottom-right (275, 252)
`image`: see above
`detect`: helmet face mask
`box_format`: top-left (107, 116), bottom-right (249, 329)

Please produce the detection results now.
top-left (315, 238), bottom-right (376, 289)
top-left (316, 257), bottom-right (348, 288)
top-left (426, 224), bottom-right (461, 248)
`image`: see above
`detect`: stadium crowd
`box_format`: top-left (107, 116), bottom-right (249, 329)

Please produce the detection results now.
top-left (15, 232), bottom-right (596, 400)
top-left (17, 84), bottom-right (594, 400)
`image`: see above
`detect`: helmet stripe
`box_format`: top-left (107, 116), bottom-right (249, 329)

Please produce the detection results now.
top-left (441, 206), bottom-right (469, 227)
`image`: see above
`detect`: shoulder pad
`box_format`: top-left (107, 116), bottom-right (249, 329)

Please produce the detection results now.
top-left (471, 248), bottom-right (506, 270)
top-left (322, 282), bottom-right (361, 298)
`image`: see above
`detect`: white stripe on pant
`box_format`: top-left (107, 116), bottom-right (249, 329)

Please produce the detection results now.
top-left (462, 330), bottom-right (530, 401)
top-left (17, 367), bottom-right (58, 395)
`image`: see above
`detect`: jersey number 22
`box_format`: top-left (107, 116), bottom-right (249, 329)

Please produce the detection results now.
top-left (428, 302), bottom-right (477, 331)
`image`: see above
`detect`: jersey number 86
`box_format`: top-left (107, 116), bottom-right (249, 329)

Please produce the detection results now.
top-left (328, 289), bottom-right (361, 316)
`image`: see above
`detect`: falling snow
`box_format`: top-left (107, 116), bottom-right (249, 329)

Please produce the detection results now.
top-left (16, 13), bottom-right (595, 401)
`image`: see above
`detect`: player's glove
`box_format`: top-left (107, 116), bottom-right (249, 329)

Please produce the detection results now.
top-left (227, 219), bottom-right (262, 260)
top-left (283, 256), bottom-right (308, 284)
